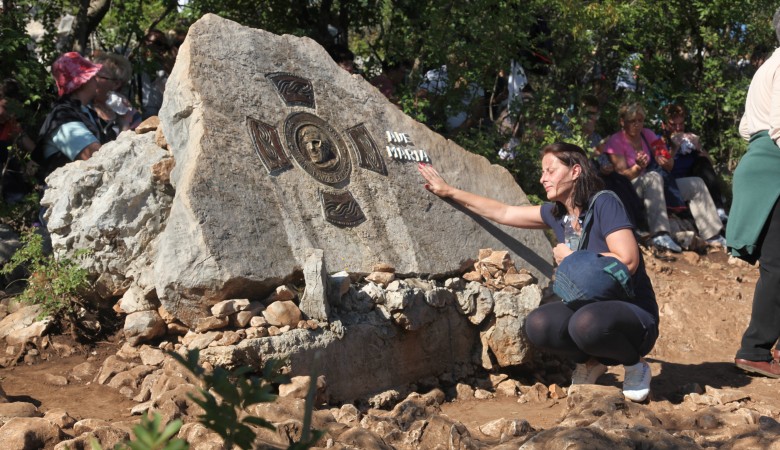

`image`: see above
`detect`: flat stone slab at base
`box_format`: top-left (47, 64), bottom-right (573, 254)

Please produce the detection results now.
top-left (157, 14), bottom-right (553, 324)
top-left (198, 305), bottom-right (476, 403)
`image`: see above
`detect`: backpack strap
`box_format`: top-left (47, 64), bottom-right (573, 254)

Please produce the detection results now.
top-left (577, 190), bottom-right (622, 250)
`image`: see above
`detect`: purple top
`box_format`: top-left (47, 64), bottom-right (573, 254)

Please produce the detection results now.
top-left (603, 128), bottom-right (658, 175)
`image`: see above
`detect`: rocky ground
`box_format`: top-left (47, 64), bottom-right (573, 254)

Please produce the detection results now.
top-left (0, 246), bottom-right (778, 449)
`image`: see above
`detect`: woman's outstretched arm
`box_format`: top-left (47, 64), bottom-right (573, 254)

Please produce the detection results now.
top-left (418, 163), bottom-right (547, 229)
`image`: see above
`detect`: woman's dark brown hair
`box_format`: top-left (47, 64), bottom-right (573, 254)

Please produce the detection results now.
top-left (542, 142), bottom-right (604, 218)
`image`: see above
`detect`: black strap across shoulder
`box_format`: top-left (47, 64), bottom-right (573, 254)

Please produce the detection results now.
top-left (577, 190), bottom-right (622, 250)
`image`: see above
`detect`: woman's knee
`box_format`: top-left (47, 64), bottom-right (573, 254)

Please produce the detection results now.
top-left (524, 309), bottom-right (551, 343)
top-left (566, 309), bottom-right (604, 347)
top-left (524, 305), bottom-right (571, 346)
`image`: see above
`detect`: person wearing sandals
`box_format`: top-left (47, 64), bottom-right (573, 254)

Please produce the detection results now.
top-left (418, 142), bottom-right (658, 402)
top-left (729, 7), bottom-right (780, 378)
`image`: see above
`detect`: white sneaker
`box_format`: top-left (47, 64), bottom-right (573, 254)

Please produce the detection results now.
top-left (623, 360), bottom-right (651, 402)
top-left (571, 360), bottom-right (608, 385)
top-left (651, 234), bottom-right (682, 253)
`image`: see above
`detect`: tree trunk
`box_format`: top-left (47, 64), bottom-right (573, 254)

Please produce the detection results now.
top-left (71, 0), bottom-right (112, 53)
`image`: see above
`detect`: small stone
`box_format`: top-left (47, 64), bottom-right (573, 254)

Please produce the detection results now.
top-left (70, 362), bottom-right (96, 382)
top-left (249, 316), bottom-right (268, 327)
top-left (329, 271), bottom-right (352, 298)
top-left (193, 315), bottom-right (229, 333)
top-left (444, 278), bottom-right (465, 291)
top-left (496, 380), bottom-right (519, 397)
top-left (474, 389), bottom-right (493, 399)
top-left (43, 409), bottom-right (76, 429)
top-left (463, 271), bottom-right (482, 282)
top-left (271, 285), bottom-right (297, 302)
top-left (371, 263), bottom-right (395, 273)
top-left (138, 347), bottom-right (166, 366)
top-left (522, 382), bottom-right (549, 403)
top-left (185, 331), bottom-right (221, 350)
top-left (43, 374), bottom-right (68, 386)
top-left (365, 271), bottom-right (395, 287)
top-left (214, 330), bottom-right (242, 346)
top-left (167, 322), bottom-right (189, 335)
top-left (504, 272), bottom-right (535, 288)
top-left (549, 383), bottom-right (567, 399)
top-left (262, 301), bottom-right (302, 327)
top-left (0, 402), bottom-right (40, 418)
top-left (245, 327), bottom-right (269, 338)
top-left (455, 383), bottom-right (474, 400)
top-left (682, 251), bottom-right (701, 264)
top-left (210, 299), bottom-right (250, 316)
top-left (233, 302), bottom-right (264, 327)
top-left (135, 116), bottom-right (160, 133)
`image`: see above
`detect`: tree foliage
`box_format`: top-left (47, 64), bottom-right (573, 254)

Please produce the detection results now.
top-left (4, 0), bottom-right (778, 200)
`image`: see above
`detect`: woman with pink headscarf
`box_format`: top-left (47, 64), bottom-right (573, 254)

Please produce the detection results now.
top-left (37, 52), bottom-right (108, 178)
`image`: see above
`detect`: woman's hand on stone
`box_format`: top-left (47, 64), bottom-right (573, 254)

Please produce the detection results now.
top-left (418, 163), bottom-right (452, 198)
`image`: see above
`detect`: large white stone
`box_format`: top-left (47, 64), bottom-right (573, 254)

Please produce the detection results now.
top-left (41, 132), bottom-right (172, 300)
top-left (153, 14), bottom-right (552, 324)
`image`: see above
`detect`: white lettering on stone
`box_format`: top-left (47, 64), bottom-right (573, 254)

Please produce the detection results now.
top-left (384, 130), bottom-right (431, 163)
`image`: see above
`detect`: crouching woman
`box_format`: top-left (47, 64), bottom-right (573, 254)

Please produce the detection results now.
top-left (417, 142), bottom-right (658, 402)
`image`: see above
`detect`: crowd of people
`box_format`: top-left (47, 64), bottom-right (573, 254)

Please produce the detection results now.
top-left (0, 29), bottom-right (179, 203)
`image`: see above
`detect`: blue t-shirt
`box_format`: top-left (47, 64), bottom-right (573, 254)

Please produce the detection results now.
top-left (42, 104), bottom-right (100, 161)
top-left (541, 193), bottom-right (658, 320)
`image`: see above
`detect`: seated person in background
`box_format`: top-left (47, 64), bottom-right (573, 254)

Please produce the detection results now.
top-left (662, 104), bottom-right (728, 223)
top-left (370, 61), bottom-right (409, 105)
top-left (136, 30), bottom-right (176, 119)
top-left (329, 45), bottom-right (358, 74)
top-left (581, 96), bottom-right (647, 231)
top-left (604, 103), bottom-right (726, 252)
top-left (0, 79), bottom-right (35, 156)
top-left (37, 52), bottom-right (107, 178)
top-left (0, 78), bottom-right (36, 201)
top-left (91, 52), bottom-right (141, 139)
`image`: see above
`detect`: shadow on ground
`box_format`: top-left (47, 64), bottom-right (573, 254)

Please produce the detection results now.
top-left (649, 358), bottom-right (755, 402)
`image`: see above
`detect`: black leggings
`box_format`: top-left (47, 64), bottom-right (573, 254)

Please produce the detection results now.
top-left (524, 301), bottom-right (658, 366)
